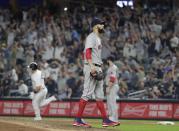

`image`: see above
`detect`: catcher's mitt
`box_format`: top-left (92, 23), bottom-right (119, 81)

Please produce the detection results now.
top-left (90, 71), bottom-right (104, 81)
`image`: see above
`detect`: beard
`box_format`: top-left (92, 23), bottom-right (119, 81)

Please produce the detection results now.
top-left (97, 27), bottom-right (105, 33)
top-left (107, 62), bottom-right (110, 66)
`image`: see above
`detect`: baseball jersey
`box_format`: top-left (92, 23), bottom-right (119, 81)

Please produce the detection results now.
top-left (84, 32), bottom-right (102, 65)
top-left (106, 64), bottom-right (118, 85)
top-left (31, 70), bottom-right (46, 90)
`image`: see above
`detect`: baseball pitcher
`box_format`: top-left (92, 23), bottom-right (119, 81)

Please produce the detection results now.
top-left (73, 18), bottom-right (120, 127)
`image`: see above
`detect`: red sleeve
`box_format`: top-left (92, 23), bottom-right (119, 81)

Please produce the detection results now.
top-left (110, 75), bottom-right (116, 83)
top-left (86, 48), bottom-right (92, 60)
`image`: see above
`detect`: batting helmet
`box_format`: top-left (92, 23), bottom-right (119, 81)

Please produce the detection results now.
top-left (28, 62), bottom-right (38, 71)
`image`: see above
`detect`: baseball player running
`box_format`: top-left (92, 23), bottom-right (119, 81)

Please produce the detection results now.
top-left (105, 56), bottom-right (119, 123)
top-left (73, 18), bottom-right (120, 127)
top-left (28, 62), bottom-right (57, 121)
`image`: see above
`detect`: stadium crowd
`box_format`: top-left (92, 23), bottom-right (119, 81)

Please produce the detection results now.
top-left (0, 4), bottom-right (179, 99)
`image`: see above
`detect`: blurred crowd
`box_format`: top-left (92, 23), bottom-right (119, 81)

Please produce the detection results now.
top-left (0, 4), bottom-right (179, 99)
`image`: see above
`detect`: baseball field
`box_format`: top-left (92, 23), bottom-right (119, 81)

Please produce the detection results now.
top-left (0, 117), bottom-right (179, 131)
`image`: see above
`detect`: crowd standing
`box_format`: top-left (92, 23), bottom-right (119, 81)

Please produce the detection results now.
top-left (0, 5), bottom-right (179, 99)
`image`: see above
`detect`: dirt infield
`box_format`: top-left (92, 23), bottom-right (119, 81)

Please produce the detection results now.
top-left (0, 120), bottom-right (46, 131)
top-left (0, 117), bottom-right (116, 131)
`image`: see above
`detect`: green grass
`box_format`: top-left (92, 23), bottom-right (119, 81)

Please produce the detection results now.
top-left (95, 123), bottom-right (179, 131)
top-left (85, 119), bottom-right (179, 131)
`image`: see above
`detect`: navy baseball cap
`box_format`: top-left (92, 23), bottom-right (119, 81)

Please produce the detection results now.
top-left (91, 17), bottom-right (105, 28)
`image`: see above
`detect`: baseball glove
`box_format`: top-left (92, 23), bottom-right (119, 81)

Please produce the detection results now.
top-left (90, 71), bottom-right (104, 81)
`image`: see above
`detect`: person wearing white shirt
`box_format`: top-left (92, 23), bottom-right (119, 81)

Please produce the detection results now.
top-left (7, 28), bottom-right (15, 48)
top-left (27, 62), bottom-right (57, 121)
top-left (170, 33), bottom-right (179, 49)
top-left (18, 80), bottom-right (28, 96)
top-left (42, 44), bottom-right (54, 61)
top-left (11, 68), bottom-right (18, 82)
top-left (54, 44), bottom-right (64, 61)
top-left (48, 61), bottom-right (60, 82)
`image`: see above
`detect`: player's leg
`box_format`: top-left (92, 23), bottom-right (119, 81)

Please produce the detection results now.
top-left (107, 91), bottom-right (116, 121)
top-left (95, 80), bottom-right (108, 119)
top-left (108, 85), bottom-right (119, 122)
top-left (95, 79), bottom-right (120, 127)
top-left (39, 88), bottom-right (56, 107)
top-left (73, 65), bottom-right (96, 127)
top-left (32, 88), bottom-right (53, 120)
top-left (107, 92), bottom-right (112, 118)
top-left (77, 65), bottom-right (96, 117)
top-left (32, 92), bottom-right (42, 120)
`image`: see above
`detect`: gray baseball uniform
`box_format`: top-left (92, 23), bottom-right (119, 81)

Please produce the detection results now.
top-left (82, 32), bottom-right (104, 100)
top-left (106, 64), bottom-right (119, 122)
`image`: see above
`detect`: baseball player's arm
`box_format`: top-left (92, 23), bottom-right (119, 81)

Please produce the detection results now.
top-left (109, 75), bottom-right (116, 86)
top-left (86, 48), bottom-right (96, 74)
top-left (106, 75), bottom-right (116, 94)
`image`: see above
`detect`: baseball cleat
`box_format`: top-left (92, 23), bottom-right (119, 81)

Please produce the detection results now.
top-left (53, 94), bottom-right (62, 101)
top-left (34, 117), bottom-right (42, 121)
top-left (73, 118), bottom-right (91, 128)
top-left (102, 118), bottom-right (120, 127)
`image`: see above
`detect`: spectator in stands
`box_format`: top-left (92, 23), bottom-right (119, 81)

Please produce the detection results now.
top-left (173, 74), bottom-right (179, 99)
top-left (1, 74), bottom-right (11, 96)
top-left (10, 67), bottom-right (18, 83)
top-left (57, 69), bottom-right (72, 99)
top-left (18, 80), bottom-right (28, 96)
top-left (66, 70), bottom-right (77, 97)
top-left (0, 4), bottom-right (178, 100)
top-left (48, 61), bottom-right (60, 82)
top-left (118, 79), bottom-right (128, 98)
top-left (25, 45), bottom-right (35, 65)
top-left (16, 42), bottom-right (25, 65)
top-left (72, 71), bottom-right (84, 98)
top-left (46, 76), bottom-right (58, 97)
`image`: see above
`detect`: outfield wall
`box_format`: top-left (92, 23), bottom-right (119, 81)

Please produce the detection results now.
top-left (0, 98), bottom-right (179, 120)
